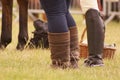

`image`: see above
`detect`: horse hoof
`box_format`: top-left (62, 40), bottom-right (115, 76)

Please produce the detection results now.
top-left (0, 45), bottom-right (6, 50)
top-left (16, 43), bottom-right (25, 51)
top-left (0, 43), bottom-right (7, 50)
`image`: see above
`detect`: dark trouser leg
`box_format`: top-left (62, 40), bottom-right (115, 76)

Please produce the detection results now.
top-left (85, 9), bottom-right (105, 67)
top-left (40, 0), bottom-right (68, 33)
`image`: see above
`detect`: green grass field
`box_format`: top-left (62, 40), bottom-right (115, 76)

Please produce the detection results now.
top-left (0, 15), bottom-right (120, 80)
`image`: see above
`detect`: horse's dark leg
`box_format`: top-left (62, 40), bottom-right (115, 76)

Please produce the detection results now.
top-left (16, 0), bottom-right (29, 50)
top-left (0, 0), bottom-right (13, 49)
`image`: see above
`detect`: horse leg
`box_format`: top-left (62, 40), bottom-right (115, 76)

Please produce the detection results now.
top-left (16, 0), bottom-right (29, 50)
top-left (0, 0), bottom-right (13, 49)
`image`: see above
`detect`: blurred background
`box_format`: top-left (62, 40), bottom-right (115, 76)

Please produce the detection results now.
top-left (0, 0), bottom-right (119, 23)
top-left (0, 0), bottom-right (120, 55)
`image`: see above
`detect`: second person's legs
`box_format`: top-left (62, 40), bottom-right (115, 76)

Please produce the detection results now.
top-left (80, 0), bottom-right (105, 67)
top-left (85, 9), bottom-right (105, 67)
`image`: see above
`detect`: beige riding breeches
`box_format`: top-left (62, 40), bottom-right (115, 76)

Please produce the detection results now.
top-left (80, 0), bottom-right (99, 14)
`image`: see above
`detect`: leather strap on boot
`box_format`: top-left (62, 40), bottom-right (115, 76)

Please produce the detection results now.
top-left (48, 32), bottom-right (70, 69)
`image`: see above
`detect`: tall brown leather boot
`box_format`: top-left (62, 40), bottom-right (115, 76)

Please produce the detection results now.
top-left (48, 32), bottom-right (70, 69)
top-left (69, 27), bottom-right (80, 68)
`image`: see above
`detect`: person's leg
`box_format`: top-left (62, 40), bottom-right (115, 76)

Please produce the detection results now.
top-left (84, 9), bottom-right (105, 67)
top-left (66, 0), bottom-right (80, 68)
top-left (69, 27), bottom-right (79, 68)
top-left (40, 0), bottom-right (70, 68)
top-left (80, 0), bottom-right (105, 67)
top-left (40, 0), bottom-right (68, 33)
top-left (66, 0), bottom-right (76, 28)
